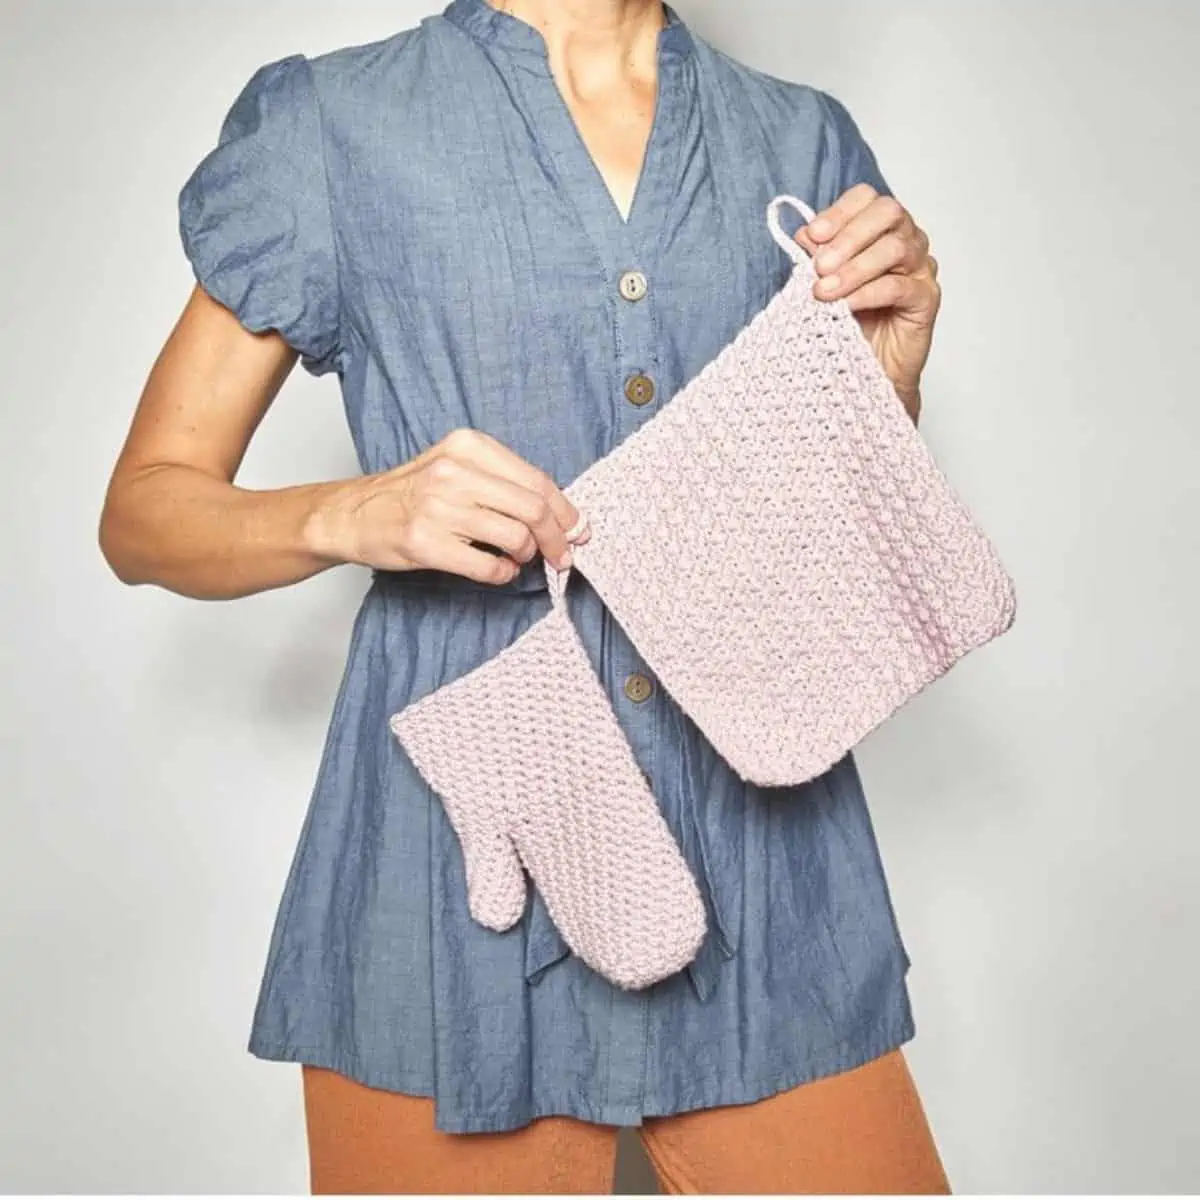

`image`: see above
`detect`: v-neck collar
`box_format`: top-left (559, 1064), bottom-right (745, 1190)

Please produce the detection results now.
top-left (441, 0), bottom-right (695, 264)
top-left (441, 0), bottom-right (695, 75)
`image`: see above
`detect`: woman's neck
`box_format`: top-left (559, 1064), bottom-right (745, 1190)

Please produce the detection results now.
top-left (486, 0), bottom-right (667, 67)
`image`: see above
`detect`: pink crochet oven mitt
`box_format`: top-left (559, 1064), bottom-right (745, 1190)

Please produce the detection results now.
top-left (388, 560), bottom-right (707, 991)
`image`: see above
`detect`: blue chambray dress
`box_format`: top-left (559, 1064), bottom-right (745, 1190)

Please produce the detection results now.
top-left (177, 0), bottom-right (915, 1135)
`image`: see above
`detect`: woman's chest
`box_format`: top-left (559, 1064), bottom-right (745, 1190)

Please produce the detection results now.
top-left (321, 53), bottom-right (801, 472)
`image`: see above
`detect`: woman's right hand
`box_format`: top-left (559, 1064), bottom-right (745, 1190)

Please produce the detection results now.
top-left (307, 428), bottom-right (588, 585)
top-left (101, 289), bottom-right (584, 599)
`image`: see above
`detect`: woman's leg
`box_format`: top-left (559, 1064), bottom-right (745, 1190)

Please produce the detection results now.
top-left (301, 1064), bottom-right (619, 1195)
top-left (637, 1049), bottom-right (951, 1195)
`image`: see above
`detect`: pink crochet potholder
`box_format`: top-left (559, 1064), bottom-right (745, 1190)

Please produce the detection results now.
top-left (391, 194), bottom-right (1017, 990)
top-left (564, 196), bottom-right (1017, 786)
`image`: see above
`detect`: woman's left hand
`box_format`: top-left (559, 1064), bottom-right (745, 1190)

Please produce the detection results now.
top-left (793, 184), bottom-right (940, 420)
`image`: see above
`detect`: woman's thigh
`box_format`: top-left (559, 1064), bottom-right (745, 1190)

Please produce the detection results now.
top-left (638, 1049), bottom-right (951, 1195)
top-left (301, 1064), bottom-right (619, 1195)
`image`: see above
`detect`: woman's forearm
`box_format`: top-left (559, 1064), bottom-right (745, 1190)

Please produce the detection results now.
top-left (99, 464), bottom-right (353, 600)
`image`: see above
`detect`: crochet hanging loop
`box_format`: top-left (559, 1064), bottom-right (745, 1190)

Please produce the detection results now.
top-left (546, 558), bottom-right (569, 606)
top-left (766, 194), bottom-right (820, 270)
top-left (545, 512), bottom-right (591, 607)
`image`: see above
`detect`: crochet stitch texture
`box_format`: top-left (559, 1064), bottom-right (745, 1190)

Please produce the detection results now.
top-left (390, 195), bottom-right (1017, 990)
top-left (388, 563), bottom-right (708, 991)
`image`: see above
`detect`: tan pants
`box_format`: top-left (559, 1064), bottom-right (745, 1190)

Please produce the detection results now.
top-left (302, 1048), bottom-right (951, 1194)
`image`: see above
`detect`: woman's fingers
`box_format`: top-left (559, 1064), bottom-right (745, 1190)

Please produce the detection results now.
top-left (816, 201), bottom-right (911, 268)
top-left (417, 431), bottom-right (578, 570)
top-left (815, 231), bottom-right (910, 301)
top-left (791, 189), bottom-right (923, 297)
top-left (457, 465), bottom-right (576, 569)
top-left (344, 426), bottom-right (591, 582)
top-left (844, 273), bottom-right (909, 314)
top-left (440, 428), bottom-right (582, 540)
top-left (417, 533), bottom-right (523, 586)
top-left (812, 193), bottom-right (907, 267)
top-left (794, 189), bottom-right (936, 313)
top-left (804, 182), bottom-right (879, 245)
top-left (451, 503), bottom-right (540, 565)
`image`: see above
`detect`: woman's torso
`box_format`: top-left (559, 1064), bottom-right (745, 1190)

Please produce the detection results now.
top-left (233, 0), bottom-right (914, 1133)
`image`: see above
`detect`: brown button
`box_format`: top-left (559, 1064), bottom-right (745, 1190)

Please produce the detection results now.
top-left (623, 672), bottom-right (654, 703)
top-left (624, 373), bottom-right (655, 407)
top-left (618, 270), bottom-right (649, 302)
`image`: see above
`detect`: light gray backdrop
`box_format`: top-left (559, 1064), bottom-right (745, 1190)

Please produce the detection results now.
top-left (2, 0), bottom-right (1196, 1193)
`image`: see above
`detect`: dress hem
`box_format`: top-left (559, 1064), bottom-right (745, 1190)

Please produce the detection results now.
top-left (248, 1001), bottom-right (917, 1135)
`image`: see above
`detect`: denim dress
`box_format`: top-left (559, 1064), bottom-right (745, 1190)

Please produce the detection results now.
top-left (177, 0), bottom-right (915, 1134)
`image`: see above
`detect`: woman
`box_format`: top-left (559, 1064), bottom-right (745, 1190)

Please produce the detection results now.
top-left (100, 0), bottom-right (946, 1192)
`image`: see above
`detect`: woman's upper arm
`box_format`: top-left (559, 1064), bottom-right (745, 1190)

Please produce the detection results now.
top-left (111, 50), bottom-right (341, 489)
top-left (110, 283), bottom-right (298, 489)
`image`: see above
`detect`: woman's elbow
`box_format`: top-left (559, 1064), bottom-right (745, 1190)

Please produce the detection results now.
top-left (97, 474), bottom-right (157, 586)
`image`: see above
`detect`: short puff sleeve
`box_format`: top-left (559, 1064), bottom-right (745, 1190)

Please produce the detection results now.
top-left (814, 91), bottom-right (892, 207)
top-left (178, 54), bottom-right (342, 377)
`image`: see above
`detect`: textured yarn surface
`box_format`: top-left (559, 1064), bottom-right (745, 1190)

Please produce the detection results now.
top-left (390, 195), bottom-right (1017, 989)
top-left (565, 196), bottom-right (1017, 786)
top-left (388, 566), bottom-right (708, 990)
